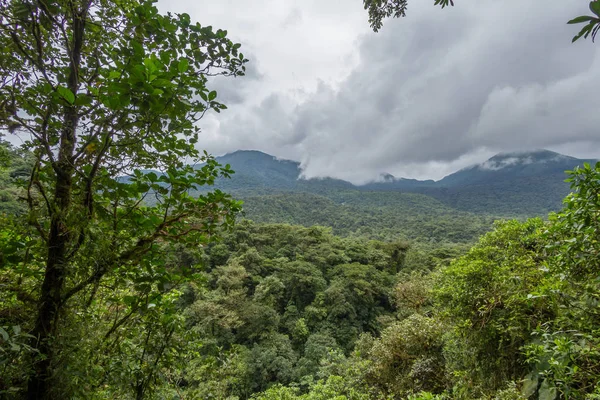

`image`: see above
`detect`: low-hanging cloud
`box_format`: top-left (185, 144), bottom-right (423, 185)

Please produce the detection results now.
top-left (193, 0), bottom-right (600, 183)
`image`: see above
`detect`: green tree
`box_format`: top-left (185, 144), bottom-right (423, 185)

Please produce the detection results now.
top-left (278, 261), bottom-right (327, 311)
top-left (0, 141), bottom-right (32, 215)
top-left (524, 162), bottom-right (600, 397)
top-left (248, 333), bottom-right (298, 392)
top-left (358, 314), bottom-right (446, 396)
top-left (363, 0), bottom-right (600, 44)
top-left (434, 219), bottom-right (551, 395)
top-left (0, 0), bottom-right (246, 397)
top-left (295, 332), bottom-right (341, 383)
top-left (362, 0), bottom-right (453, 31)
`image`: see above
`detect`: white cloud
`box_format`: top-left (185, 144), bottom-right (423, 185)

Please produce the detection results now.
top-left (157, 0), bottom-right (600, 183)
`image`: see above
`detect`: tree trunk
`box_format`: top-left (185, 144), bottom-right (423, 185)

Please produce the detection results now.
top-left (26, 215), bottom-right (70, 399)
top-left (26, 6), bottom-right (85, 397)
top-left (27, 126), bottom-right (77, 399)
top-left (135, 384), bottom-right (145, 400)
top-left (27, 137), bottom-right (77, 399)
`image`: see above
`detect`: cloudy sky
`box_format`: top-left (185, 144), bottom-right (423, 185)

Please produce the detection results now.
top-left (158, 0), bottom-right (600, 183)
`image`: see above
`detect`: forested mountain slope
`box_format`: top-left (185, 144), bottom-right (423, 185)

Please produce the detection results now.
top-left (410, 150), bottom-right (596, 214)
top-left (242, 192), bottom-right (494, 243)
top-left (209, 149), bottom-right (596, 217)
top-left (205, 150), bottom-right (355, 195)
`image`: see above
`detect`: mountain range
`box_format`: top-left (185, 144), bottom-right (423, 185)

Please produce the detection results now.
top-left (208, 149), bottom-right (595, 216)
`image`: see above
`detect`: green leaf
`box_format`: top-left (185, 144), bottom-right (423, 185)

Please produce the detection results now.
top-left (572, 23), bottom-right (595, 42)
top-left (74, 94), bottom-right (93, 106)
top-left (57, 86), bottom-right (75, 104)
top-left (0, 327), bottom-right (8, 341)
top-left (208, 91), bottom-right (217, 101)
top-left (178, 58), bottom-right (189, 73)
top-left (132, 40), bottom-right (144, 56)
top-left (590, 1), bottom-right (600, 16)
top-left (567, 15), bottom-right (597, 24)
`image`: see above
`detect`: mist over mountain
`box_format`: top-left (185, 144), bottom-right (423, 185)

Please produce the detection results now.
top-left (210, 149), bottom-right (595, 216)
top-left (436, 149), bottom-right (584, 187)
top-left (210, 150), bottom-right (355, 196)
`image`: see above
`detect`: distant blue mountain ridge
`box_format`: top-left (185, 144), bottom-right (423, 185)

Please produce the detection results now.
top-left (206, 149), bottom-right (597, 216)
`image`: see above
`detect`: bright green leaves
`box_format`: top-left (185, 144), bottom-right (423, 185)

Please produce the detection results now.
top-left (56, 86), bottom-right (75, 104)
top-left (568, 1), bottom-right (600, 42)
top-left (522, 162), bottom-right (600, 398)
top-left (64, 0), bottom-right (248, 163)
top-left (178, 58), bottom-right (189, 73)
top-left (548, 161), bottom-right (600, 278)
top-left (1, 0), bottom-right (247, 395)
top-left (433, 218), bottom-right (551, 393)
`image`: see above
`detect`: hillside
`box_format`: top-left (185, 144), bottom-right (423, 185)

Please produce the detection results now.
top-left (412, 150), bottom-right (595, 215)
top-left (242, 192), bottom-right (495, 243)
top-left (210, 149), bottom-right (596, 217)
top-left (202, 150), bottom-right (354, 196)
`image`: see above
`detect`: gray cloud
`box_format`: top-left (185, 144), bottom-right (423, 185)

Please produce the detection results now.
top-left (292, 1), bottom-right (600, 182)
top-left (162, 0), bottom-right (600, 183)
top-left (208, 53), bottom-right (264, 105)
top-left (281, 8), bottom-right (303, 28)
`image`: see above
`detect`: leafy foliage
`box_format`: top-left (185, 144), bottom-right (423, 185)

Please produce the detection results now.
top-left (3, 160), bottom-right (600, 398)
top-left (0, 141), bottom-right (31, 215)
top-left (178, 221), bottom-right (404, 397)
top-left (242, 192), bottom-right (495, 243)
top-left (1, 1), bottom-right (600, 398)
top-left (568, 1), bottom-right (600, 42)
top-left (0, 0), bottom-right (245, 397)
top-left (359, 314), bottom-right (447, 396)
top-left (524, 162), bottom-right (600, 398)
top-left (435, 219), bottom-right (551, 395)
top-left (362, 0), bottom-right (454, 32)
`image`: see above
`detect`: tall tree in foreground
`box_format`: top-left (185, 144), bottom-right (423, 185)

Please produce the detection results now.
top-left (0, 0), bottom-right (246, 397)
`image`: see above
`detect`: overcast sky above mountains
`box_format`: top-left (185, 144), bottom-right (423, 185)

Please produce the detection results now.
top-left (157, 0), bottom-right (600, 183)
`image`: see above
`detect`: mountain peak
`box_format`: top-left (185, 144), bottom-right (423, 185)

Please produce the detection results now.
top-left (223, 149), bottom-right (276, 159)
top-left (220, 150), bottom-right (300, 165)
top-left (379, 173), bottom-right (396, 182)
top-left (479, 149), bottom-right (575, 171)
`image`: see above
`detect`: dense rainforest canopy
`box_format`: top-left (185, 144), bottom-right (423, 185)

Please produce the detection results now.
top-left (1, 0), bottom-right (600, 399)
top-left (3, 136), bottom-right (600, 399)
